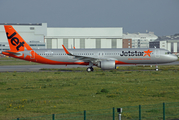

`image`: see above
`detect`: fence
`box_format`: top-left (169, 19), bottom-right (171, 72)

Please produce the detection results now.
top-left (13, 102), bottom-right (179, 120)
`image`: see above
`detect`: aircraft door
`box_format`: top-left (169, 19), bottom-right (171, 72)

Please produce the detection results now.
top-left (155, 49), bottom-right (160, 58)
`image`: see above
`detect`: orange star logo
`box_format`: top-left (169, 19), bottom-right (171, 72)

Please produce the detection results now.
top-left (143, 49), bottom-right (153, 57)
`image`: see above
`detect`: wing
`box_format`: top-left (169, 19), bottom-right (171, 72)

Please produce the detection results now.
top-left (62, 45), bottom-right (100, 62)
top-left (62, 45), bottom-right (118, 64)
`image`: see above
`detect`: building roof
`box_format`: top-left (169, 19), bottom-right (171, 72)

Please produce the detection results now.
top-left (47, 27), bottom-right (123, 38)
top-left (154, 33), bottom-right (179, 41)
top-left (0, 23), bottom-right (42, 26)
top-left (123, 32), bottom-right (158, 39)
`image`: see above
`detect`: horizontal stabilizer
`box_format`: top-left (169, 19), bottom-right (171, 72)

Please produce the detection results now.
top-left (3, 51), bottom-right (21, 55)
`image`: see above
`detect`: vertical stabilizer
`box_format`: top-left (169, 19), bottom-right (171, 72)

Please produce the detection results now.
top-left (4, 25), bottom-right (32, 52)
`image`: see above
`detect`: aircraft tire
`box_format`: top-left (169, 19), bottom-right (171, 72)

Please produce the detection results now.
top-left (86, 67), bottom-right (93, 72)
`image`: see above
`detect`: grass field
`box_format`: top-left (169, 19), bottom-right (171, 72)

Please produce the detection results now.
top-left (1, 57), bottom-right (179, 119)
top-left (0, 66), bottom-right (179, 119)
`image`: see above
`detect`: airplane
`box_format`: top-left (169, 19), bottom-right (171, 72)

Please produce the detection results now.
top-left (1, 25), bottom-right (178, 72)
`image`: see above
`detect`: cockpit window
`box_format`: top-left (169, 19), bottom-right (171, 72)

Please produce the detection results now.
top-left (165, 52), bottom-right (172, 54)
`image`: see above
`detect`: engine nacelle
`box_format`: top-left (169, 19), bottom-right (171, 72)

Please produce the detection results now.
top-left (97, 61), bottom-right (116, 70)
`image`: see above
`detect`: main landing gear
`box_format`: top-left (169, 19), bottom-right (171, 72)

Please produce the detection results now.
top-left (86, 67), bottom-right (94, 72)
top-left (155, 65), bottom-right (158, 71)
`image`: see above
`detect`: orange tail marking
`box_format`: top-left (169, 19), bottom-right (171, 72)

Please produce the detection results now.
top-left (4, 25), bottom-right (32, 52)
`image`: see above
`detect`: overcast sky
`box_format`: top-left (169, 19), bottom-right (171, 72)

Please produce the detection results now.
top-left (0, 0), bottom-right (178, 36)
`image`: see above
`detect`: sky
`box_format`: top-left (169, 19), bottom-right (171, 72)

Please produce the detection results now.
top-left (0, 0), bottom-right (179, 36)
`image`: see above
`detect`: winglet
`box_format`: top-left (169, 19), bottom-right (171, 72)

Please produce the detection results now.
top-left (62, 45), bottom-right (72, 55)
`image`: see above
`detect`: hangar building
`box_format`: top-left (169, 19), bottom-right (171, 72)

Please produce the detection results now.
top-left (0, 23), bottom-right (159, 52)
top-left (45, 27), bottom-right (124, 49)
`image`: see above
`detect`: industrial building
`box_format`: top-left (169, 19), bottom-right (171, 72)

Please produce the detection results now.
top-left (123, 32), bottom-right (158, 48)
top-left (0, 23), bottom-right (159, 52)
top-left (149, 34), bottom-right (179, 54)
top-left (45, 27), bottom-right (124, 49)
top-left (0, 23), bottom-right (129, 50)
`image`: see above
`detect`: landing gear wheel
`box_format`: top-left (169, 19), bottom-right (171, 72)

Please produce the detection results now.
top-left (86, 67), bottom-right (94, 72)
top-left (155, 65), bottom-right (158, 71)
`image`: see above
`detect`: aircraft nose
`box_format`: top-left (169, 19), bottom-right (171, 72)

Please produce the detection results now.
top-left (174, 55), bottom-right (178, 61)
top-left (171, 55), bottom-right (178, 62)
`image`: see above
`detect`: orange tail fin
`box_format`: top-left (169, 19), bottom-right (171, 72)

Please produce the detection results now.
top-left (4, 25), bottom-right (32, 52)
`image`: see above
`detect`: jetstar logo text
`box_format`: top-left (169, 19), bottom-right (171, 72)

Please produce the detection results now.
top-left (120, 51), bottom-right (144, 56)
top-left (120, 49), bottom-right (153, 57)
top-left (6, 32), bottom-right (25, 51)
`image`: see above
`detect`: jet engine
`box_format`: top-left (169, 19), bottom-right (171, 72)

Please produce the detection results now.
top-left (97, 61), bottom-right (116, 70)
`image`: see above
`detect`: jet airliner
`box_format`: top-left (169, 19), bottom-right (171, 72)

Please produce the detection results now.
top-left (1, 25), bottom-right (178, 72)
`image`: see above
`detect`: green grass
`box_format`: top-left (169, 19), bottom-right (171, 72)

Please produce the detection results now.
top-left (1, 57), bottom-right (179, 119)
top-left (0, 68), bottom-right (179, 119)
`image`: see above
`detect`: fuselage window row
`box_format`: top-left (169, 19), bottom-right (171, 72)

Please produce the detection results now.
top-left (38, 53), bottom-right (95, 56)
top-left (37, 52), bottom-right (155, 56)
top-left (37, 53), bottom-right (126, 56)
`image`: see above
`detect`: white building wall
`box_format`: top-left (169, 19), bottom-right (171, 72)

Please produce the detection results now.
top-left (68, 39), bottom-right (73, 49)
top-left (46, 27), bottom-right (123, 49)
top-left (117, 39), bottom-right (122, 48)
top-left (174, 42), bottom-right (177, 52)
top-left (52, 39), bottom-right (57, 49)
top-left (101, 39), bottom-right (111, 48)
top-left (167, 43), bottom-right (171, 52)
top-left (75, 39), bottom-right (80, 49)
top-left (57, 39), bottom-right (63, 49)
top-left (85, 39), bottom-right (95, 48)
top-left (0, 25), bottom-right (8, 42)
top-left (160, 41), bottom-right (167, 49)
